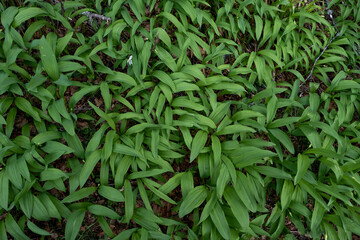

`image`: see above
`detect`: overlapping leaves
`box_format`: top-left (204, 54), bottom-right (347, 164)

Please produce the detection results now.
top-left (0, 0), bottom-right (359, 239)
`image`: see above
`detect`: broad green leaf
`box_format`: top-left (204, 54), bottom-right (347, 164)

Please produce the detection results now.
top-left (179, 186), bottom-right (207, 218)
top-left (294, 154), bottom-right (311, 185)
top-left (230, 147), bottom-right (276, 168)
top-left (199, 191), bottom-right (217, 223)
top-left (142, 178), bottom-right (177, 204)
top-left (211, 135), bottom-right (221, 167)
top-left (124, 179), bottom-right (134, 223)
top-left (40, 168), bottom-right (67, 181)
top-left (159, 12), bottom-right (186, 33)
top-left (269, 128), bottom-right (295, 154)
top-left (79, 150), bottom-right (101, 188)
top-left (153, 70), bottom-right (176, 91)
top-left (112, 228), bottom-right (138, 240)
top-left (61, 187), bottom-right (97, 203)
top-left (69, 85), bottom-right (99, 109)
top-left (27, 221), bottom-right (51, 236)
top-left (216, 124), bottom-right (256, 135)
top-left (0, 172), bottom-right (9, 210)
top-left (224, 187), bottom-right (249, 229)
top-left (266, 95), bottom-right (277, 123)
top-left (65, 210), bottom-right (85, 240)
top-left (40, 36), bottom-right (59, 80)
top-left (5, 214), bottom-right (30, 240)
top-left (14, 97), bottom-right (41, 122)
top-left (190, 130), bottom-right (208, 162)
top-left (310, 200), bottom-right (325, 232)
top-left (210, 202), bottom-right (230, 239)
top-left (254, 15), bottom-right (263, 40)
top-left (100, 81), bottom-right (112, 111)
top-left (280, 180), bottom-right (294, 210)
top-left (88, 205), bottom-right (120, 219)
top-left (13, 7), bottom-right (47, 27)
top-left (32, 131), bottom-right (62, 145)
top-left (216, 164), bottom-right (230, 199)
top-left (251, 166), bottom-right (292, 180)
top-left (0, 221), bottom-right (7, 240)
top-left (102, 130), bottom-right (116, 161)
top-left (97, 216), bottom-right (115, 238)
top-left (89, 101), bottom-right (116, 130)
top-left (98, 185), bottom-right (125, 202)
top-left (113, 143), bottom-right (143, 158)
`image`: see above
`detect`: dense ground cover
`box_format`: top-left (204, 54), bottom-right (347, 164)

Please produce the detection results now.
top-left (0, 0), bottom-right (360, 239)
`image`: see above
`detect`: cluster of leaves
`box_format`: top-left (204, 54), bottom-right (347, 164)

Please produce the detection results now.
top-left (0, 0), bottom-right (360, 239)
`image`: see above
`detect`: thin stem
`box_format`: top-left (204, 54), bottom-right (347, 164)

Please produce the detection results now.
top-left (299, 1), bottom-right (340, 92)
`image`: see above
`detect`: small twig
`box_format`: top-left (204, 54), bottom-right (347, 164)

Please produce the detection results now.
top-left (73, 107), bottom-right (93, 113)
top-left (58, 0), bottom-right (65, 16)
top-left (81, 11), bottom-right (111, 26)
top-left (354, 43), bottom-right (360, 56)
top-left (299, 1), bottom-right (340, 95)
top-left (302, 32), bottom-right (340, 83)
top-left (151, 34), bottom-right (160, 52)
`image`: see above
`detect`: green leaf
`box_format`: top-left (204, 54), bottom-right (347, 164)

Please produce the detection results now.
top-left (199, 191), bottom-right (217, 223)
top-left (13, 7), bottom-right (47, 27)
top-left (210, 202), bottom-right (230, 239)
top-left (190, 130), bottom-right (208, 162)
top-left (142, 178), bottom-right (177, 204)
top-left (102, 130), bottom-right (116, 161)
top-left (88, 101), bottom-right (116, 130)
top-left (0, 220), bottom-right (7, 240)
top-left (310, 200), bottom-right (325, 232)
top-left (216, 164), bottom-right (230, 199)
top-left (176, 0), bottom-right (196, 21)
top-left (56, 31), bottom-right (74, 56)
top-left (254, 15), bottom-right (263, 40)
top-left (62, 118), bottom-right (75, 136)
top-left (299, 180), bottom-right (329, 211)
top-left (294, 154), bottom-right (311, 185)
top-left (69, 85), bottom-right (99, 109)
top-left (112, 228), bottom-right (138, 240)
top-left (230, 147), bottom-right (276, 168)
top-left (5, 214), bottom-right (30, 240)
top-left (98, 185), bottom-right (124, 202)
top-left (61, 187), bottom-right (97, 203)
top-left (106, 71), bottom-right (137, 86)
top-left (88, 205), bottom-right (120, 219)
top-left (280, 180), bottom-right (294, 210)
top-left (252, 166), bottom-right (292, 180)
top-left (1, 6), bottom-right (18, 29)
top-left (40, 168), bottom-right (67, 181)
top-left (211, 135), bottom-right (221, 166)
top-left (100, 81), bottom-right (112, 111)
top-left (0, 172), bottom-right (9, 210)
top-left (153, 70), bottom-right (176, 91)
top-left (179, 186), bottom-right (207, 218)
top-left (113, 143), bottom-right (143, 158)
top-left (266, 95), bottom-right (278, 123)
top-left (79, 150), bottom-right (101, 188)
top-left (14, 97), bottom-right (41, 122)
top-left (32, 131), bottom-right (62, 145)
top-left (159, 12), bottom-right (186, 33)
top-left (27, 221), bottom-right (51, 236)
top-left (40, 36), bottom-right (59, 80)
top-left (124, 179), bottom-right (134, 223)
top-left (224, 187), bottom-right (249, 229)
top-left (65, 210), bottom-right (85, 240)
top-left (128, 169), bottom-right (167, 179)
top-left (269, 128), bottom-right (295, 154)
top-left (216, 124), bottom-right (256, 135)
top-left (97, 216), bottom-right (115, 238)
